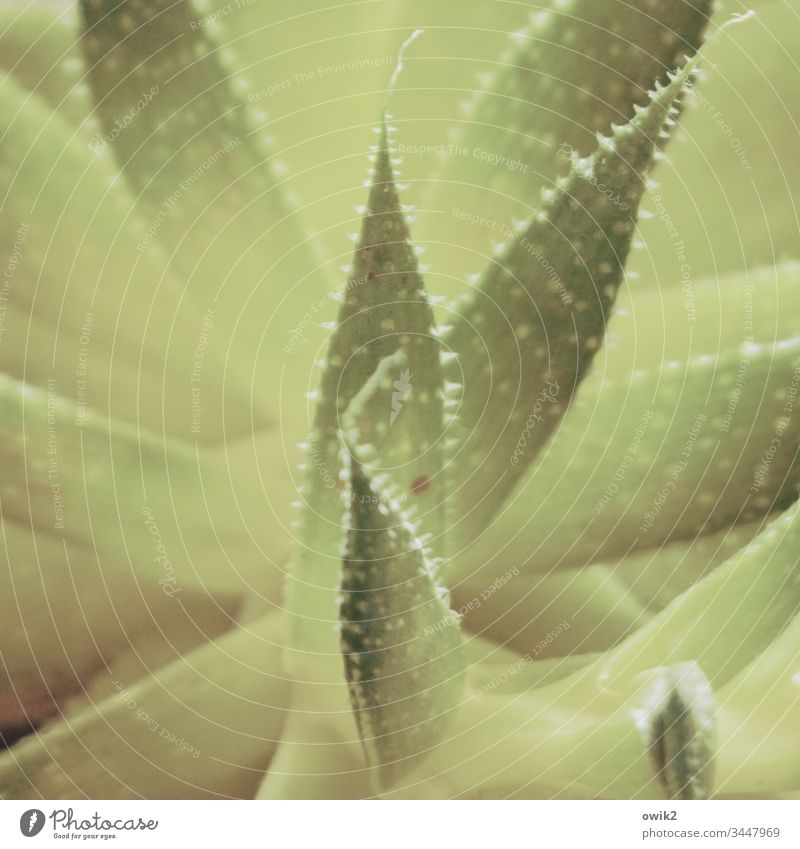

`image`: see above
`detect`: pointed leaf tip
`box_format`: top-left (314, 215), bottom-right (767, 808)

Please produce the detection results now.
top-left (430, 0), bottom-right (713, 214)
top-left (445, 44), bottom-right (701, 534)
top-left (386, 29), bottom-right (424, 107)
top-left (632, 663), bottom-right (716, 800)
top-left (290, 103), bottom-right (444, 651)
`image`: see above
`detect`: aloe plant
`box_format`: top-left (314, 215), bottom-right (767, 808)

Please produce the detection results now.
top-left (1, 0), bottom-right (799, 801)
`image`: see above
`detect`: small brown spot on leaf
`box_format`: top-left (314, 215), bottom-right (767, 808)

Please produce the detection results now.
top-left (410, 475), bottom-right (430, 495)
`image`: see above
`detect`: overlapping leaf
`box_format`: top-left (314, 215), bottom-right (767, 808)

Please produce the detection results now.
top-left (0, 614), bottom-right (288, 799)
top-left (429, 0), bottom-right (711, 222)
top-left (0, 70), bottom-right (255, 438)
top-left (340, 459), bottom-right (464, 787)
top-left (79, 0), bottom-right (332, 435)
top-left (444, 54), bottom-right (702, 535)
top-left (451, 337), bottom-right (800, 586)
top-left (395, 501), bottom-right (800, 798)
top-left (0, 372), bottom-right (265, 594)
top-left (290, 118), bottom-right (445, 653)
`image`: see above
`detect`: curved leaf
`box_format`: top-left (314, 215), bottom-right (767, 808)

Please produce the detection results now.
top-left (0, 614), bottom-right (289, 799)
top-left (427, 0), bottom-right (711, 228)
top-left (0, 1), bottom-right (90, 129)
top-left (445, 55), bottom-right (701, 534)
top-left (450, 337), bottom-right (800, 586)
top-left (0, 372), bottom-right (280, 594)
top-left (0, 71), bottom-right (255, 439)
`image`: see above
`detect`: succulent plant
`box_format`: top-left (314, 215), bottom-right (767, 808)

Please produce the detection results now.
top-left (1, 0), bottom-right (799, 801)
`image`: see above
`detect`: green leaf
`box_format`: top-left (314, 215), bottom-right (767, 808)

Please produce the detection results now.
top-left (468, 643), bottom-right (601, 696)
top-left (0, 518), bottom-right (237, 736)
top-left (631, 662), bottom-right (716, 800)
top-left (0, 1), bottom-right (91, 130)
top-left (714, 605), bottom-right (800, 795)
top-left (450, 336), bottom-right (800, 587)
top-left (380, 677), bottom-right (659, 799)
top-left (0, 613), bottom-right (289, 799)
top-left (591, 498), bottom-right (800, 687)
top-left (79, 0), bottom-right (286, 238)
top-left (289, 116), bottom-right (444, 654)
top-left (606, 263), bottom-right (800, 381)
top-left (0, 372), bottom-right (271, 594)
top-left (78, 0), bottom-right (332, 424)
top-left (343, 349), bottom-right (447, 539)
top-left (629, 3), bottom-right (800, 285)
top-left (0, 521), bottom-right (134, 729)
top-left (0, 71), bottom-right (256, 439)
top-left (393, 501), bottom-right (800, 799)
top-left (454, 565), bottom-right (649, 659)
top-left (340, 459), bottom-right (465, 788)
top-left (444, 54), bottom-right (702, 534)
top-left (614, 521), bottom-right (764, 614)
top-left (428, 0), bottom-right (711, 222)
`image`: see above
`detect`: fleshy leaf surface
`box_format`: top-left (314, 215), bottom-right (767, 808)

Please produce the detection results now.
top-left (79, 0), bottom-right (285, 237)
top-left (290, 118), bottom-right (445, 654)
top-left (445, 55), bottom-right (701, 534)
top-left (393, 501), bottom-right (800, 799)
top-left (0, 2), bottom-right (91, 129)
top-left (0, 372), bottom-right (270, 593)
top-left (340, 459), bottom-right (465, 788)
top-left (451, 337), bottom-right (800, 586)
top-left (79, 0), bottom-right (331, 436)
top-left (432, 0), bottom-right (712, 212)
top-left (714, 605), bottom-right (800, 795)
top-left (591, 498), bottom-right (800, 687)
top-left (0, 70), bottom-right (255, 439)
top-left (0, 614), bottom-right (289, 800)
